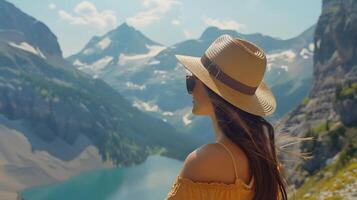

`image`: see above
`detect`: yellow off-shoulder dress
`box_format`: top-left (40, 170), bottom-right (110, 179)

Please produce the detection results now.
top-left (165, 142), bottom-right (255, 200)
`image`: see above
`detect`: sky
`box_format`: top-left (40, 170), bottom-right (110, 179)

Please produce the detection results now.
top-left (7, 0), bottom-right (322, 57)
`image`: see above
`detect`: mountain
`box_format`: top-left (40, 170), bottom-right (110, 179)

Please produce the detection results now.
top-left (275, 0), bottom-right (357, 198)
top-left (0, 0), bottom-right (200, 198)
top-left (0, 0), bottom-right (61, 57)
top-left (67, 22), bottom-right (165, 77)
top-left (0, 0), bottom-right (77, 71)
top-left (69, 23), bottom-right (316, 143)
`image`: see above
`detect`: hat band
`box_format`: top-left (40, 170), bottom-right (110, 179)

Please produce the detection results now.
top-left (200, 54), bottom-right (257, 95)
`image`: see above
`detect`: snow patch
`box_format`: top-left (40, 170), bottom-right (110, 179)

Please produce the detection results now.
top-left (281, 65), bottom-right (288, 71)
top-left (8, 42), bottom-right (46, 59)
top-left (73, 59), bottom-right (85, 67)
top-left (117, 45), bottom-right (166, 66)
top-left (125, 82), bottom-right (146, 90)
top-left (148, 60), bottom-right (160, 65)
top-left (78, 56), bottom-right (113, 72)
top-left (132, 99), bottom-right (160, 112)
top-left (316, 40), bottom-right (321, 49)
top-left (91, 56), bottom-right (113, 71)
top-left (83, 48), bottom-right (95, 55)
top-left (154, 70), bottom-right (167, 75)
top-left (308, 43), bottom-right (314, 51)
top-left (182, 111), bottom-right (192, 126)
top-left (267, 50), bottom-right (296, 63)
top-left (131, 99), bottom-right (176, 119)
top-left (267, 63), bottom-right (272, 72)
top-left (96, 37), bottom-right (111, 50)
top-left (162, 111), bottom-right (174, 116)
top-left (300, 48), bottom-right (313, 59)
top-left (117, 54), bottom-right (126, 66)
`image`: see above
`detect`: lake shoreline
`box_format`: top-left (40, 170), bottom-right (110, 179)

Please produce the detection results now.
top-left (20, 155), bottom-right (183, 200)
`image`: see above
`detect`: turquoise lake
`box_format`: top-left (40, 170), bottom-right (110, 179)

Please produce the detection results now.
top-left (21, 155), bottom-right (183, 200)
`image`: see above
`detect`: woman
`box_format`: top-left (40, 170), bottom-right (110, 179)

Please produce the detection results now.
top-left (166, 34), bottom-right (288, 200)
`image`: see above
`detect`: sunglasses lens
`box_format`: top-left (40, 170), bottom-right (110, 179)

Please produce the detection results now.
top-left (186, 75), bottom-right (196, 94)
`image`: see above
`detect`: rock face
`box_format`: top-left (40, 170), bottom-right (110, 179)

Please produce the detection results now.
top-left (275, 0), bottom-right (357, 186)
top-left (0, 0), bottom-right (62, 58)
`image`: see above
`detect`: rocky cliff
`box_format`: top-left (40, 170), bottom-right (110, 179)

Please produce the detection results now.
top-left (276, 0), bottom-right (357, 194)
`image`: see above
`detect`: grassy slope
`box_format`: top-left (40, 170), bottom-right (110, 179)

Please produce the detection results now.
top-left (290, 157), bottom-right (357, 200)
top-left (290, 124), bottom-right (357, 199)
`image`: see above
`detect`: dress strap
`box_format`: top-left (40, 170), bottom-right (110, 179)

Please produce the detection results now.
top-left (217, 141), bottom-right (239, 181)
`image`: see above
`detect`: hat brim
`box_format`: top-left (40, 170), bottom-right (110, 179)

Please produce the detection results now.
top-left (175, 54), bottom-right (276, 117)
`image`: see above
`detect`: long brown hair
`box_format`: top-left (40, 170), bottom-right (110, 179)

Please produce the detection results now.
top-left (203, 84), bottom-right (288, 200)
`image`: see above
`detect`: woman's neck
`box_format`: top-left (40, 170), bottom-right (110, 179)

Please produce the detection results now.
top-left (210, 113), bottom-right (229, 143)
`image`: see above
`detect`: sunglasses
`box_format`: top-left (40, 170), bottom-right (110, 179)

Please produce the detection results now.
top-left (185, 75), bottom-right (196, 94)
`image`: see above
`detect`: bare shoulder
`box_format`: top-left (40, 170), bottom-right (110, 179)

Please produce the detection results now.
top-left (178, 143), bottom-right (234, 183)
top-left (183, 143), bottom-right (223, 165)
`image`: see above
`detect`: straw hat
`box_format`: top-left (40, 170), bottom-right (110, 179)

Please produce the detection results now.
top-left (175, 34), bottom-right (276, 117)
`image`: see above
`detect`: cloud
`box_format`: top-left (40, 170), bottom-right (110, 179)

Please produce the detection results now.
top-left (58, 10), bottom-right (87, 25)
top-left (202, 16), bottom-right (246, 32)
top-left (57, 1), bottom-right (117, 29)
top-left (183, 29), bottom-right (193, 38)
top-left (127, 0), bottom-right (181, 28)
top-left (171, 19), bottom-right (181, 26)
top-left (126, 10), bottom-right (160, 28)
top-left (48, 3), bottom-right (56, 10)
